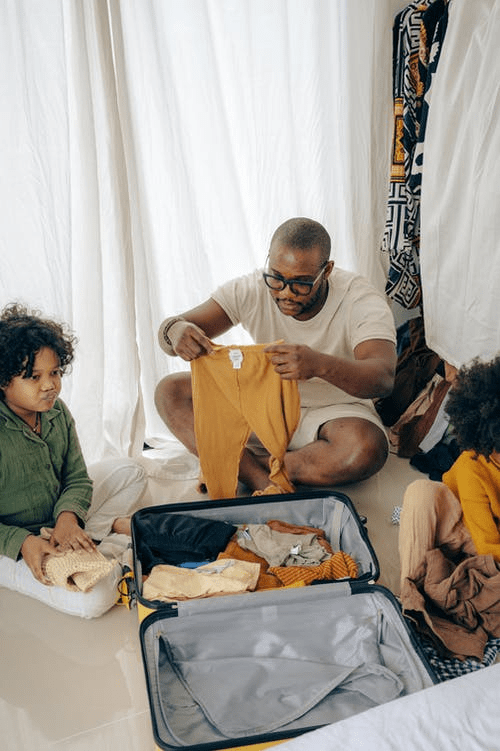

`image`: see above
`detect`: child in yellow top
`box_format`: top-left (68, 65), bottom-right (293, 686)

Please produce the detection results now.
top-left (399, 354), bottom-right (500, 588)
top-left (443, 451), bottom-right (500, 562)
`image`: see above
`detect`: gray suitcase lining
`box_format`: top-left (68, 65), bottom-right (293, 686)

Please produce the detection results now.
top-left (140, 583), bottom-right (435, 749)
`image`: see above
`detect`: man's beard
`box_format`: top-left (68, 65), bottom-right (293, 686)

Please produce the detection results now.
top-left (274, 281), bottom-right (328, 319)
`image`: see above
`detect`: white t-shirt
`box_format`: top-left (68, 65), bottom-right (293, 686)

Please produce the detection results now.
top-left (212, 267), bottom-right (396, 410)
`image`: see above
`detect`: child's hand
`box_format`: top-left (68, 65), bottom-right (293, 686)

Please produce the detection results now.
top-left (50, 511), bottom-right (96, 553)
top-left (20, 535), bottom-right (57, 584)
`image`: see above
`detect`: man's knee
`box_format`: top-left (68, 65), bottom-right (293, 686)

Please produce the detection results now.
top-left (154, 371), bottom-right (192, 418)
top-left (293, 425), bottom-right (388, 486)
top-left (339, 433), bottom-right (388, 483)
top-left (332, 422), bottom-right (388, 483)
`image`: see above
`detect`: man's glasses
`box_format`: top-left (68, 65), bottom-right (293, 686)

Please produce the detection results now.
top-left (263, 263), bottom-right (326, 296)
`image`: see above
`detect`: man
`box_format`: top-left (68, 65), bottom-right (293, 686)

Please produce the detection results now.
top-left (155, 217), bottom-right (397, 491)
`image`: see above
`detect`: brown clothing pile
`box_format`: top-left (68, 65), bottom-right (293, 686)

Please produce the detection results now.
top-left (402, 549), bottom-right (500, 660)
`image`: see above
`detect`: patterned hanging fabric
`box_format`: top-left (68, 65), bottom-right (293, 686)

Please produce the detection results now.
top-left (407, 0), bottom-right (449, 278)
top-left (381, 1), bottom-right (449, 310)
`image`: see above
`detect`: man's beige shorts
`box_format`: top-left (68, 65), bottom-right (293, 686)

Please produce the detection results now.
top-left (248, 402), bottom-right (387, 453)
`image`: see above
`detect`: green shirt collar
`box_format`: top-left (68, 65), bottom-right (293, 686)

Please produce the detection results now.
top-left (0, 398), bottom-right (62, 431)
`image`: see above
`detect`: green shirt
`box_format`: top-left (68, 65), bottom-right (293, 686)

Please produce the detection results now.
top-left (0, 398), bottom-right (92, 560)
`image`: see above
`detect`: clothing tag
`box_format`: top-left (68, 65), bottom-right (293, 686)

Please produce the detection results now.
top-left (229, 348), bottom-right (243, 369)
top-left (204, 561), bottom-right (234, 575)
top-left (238, 526), bottom-right (252, 540)
top-left (290, 544), bottom-right (302, 555)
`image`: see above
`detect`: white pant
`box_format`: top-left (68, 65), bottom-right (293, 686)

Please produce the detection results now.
top-left (84, 457), bottom-right (147, 540)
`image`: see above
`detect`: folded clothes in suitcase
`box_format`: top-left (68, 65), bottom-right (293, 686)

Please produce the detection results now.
top-left (131, 490), bottom-right (436, 750)
top-left (131, 489), bottom-right (379, 612)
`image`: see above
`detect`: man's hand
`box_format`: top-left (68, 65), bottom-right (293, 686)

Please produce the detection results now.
top-left (20, 535), bottom-right (57, 584)
top-left (264, 343), bottom-right (322, 380)
top-left (50, 511), bottom-right (96, 553)
top-left (169, 320), bottom-right (214, 361)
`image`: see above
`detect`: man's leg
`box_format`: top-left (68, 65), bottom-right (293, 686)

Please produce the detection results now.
top-left (155, 376), bottom-right (387, 490)
top-left (283, 417), bottom-right (388, 487)
top-left (154, 372), bottom-right (198, 454)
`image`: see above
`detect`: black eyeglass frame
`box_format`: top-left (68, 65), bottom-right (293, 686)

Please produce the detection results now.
top-left (262, 259), bottom-right (328, 296)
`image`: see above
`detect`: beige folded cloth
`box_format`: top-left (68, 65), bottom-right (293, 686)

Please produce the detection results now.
top-left (42, 548), bottom-right (116, 592)
top-left (142, 558), bottom-right (260, 602)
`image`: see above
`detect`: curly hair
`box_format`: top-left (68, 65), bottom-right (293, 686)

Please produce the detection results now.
top-left (0, 303), bottom-right (76, 393)
top-left (445, 355), bottom-right (500, 459)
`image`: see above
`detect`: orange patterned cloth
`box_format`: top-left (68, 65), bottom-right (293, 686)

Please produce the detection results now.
top-left (269, 551), bottom-right (358, 587)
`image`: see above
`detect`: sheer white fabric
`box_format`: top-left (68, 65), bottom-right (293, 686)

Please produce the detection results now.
top-left (0, 0), bottom-right (400, 462)
top-left (420, 0), bottom-right (500, 367)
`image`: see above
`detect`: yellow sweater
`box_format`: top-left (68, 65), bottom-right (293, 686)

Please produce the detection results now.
top-left (443, 450), bottom-right (500, 562)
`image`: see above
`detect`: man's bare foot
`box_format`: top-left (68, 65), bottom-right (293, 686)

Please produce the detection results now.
top-left (238, 448), bottom-right (273, 492)
top-left (112, 517), bottom-right (131, 536)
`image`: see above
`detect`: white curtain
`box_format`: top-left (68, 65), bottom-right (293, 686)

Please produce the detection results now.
top-left (0, 0), bottom-right (401, 463)
top-left (420, 0), bottom-right (500, 368)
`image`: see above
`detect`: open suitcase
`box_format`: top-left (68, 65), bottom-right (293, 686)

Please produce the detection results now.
top-left (130, 489), bottom-right (436, 751)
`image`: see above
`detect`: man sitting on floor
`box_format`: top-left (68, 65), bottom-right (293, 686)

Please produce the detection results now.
top-left (155, 217), bottom-right (397, 492)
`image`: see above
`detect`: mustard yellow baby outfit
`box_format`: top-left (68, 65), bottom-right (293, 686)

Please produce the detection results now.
top-left (190, 344), bottom-right (300, 499)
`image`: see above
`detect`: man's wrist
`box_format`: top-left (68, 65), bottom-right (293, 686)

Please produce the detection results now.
top-left (162, 316), bottom-right (185, 346)
top-left (159, 316), bottom-right (186, 356)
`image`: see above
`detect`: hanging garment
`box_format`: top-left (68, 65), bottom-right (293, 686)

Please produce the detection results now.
top-left (407, 0), bottom-right (449, 247)
top-left (381, 1), bottom-right (431, 309)
top-left (420, 0), bottom-right (500, 367)
top-left (387, 372), bottom-right (451, 457)
top-left (191, 343), bottom-right (300, 499)
top-left (382, 1), bottom-right (449, 310)
top-left (375, 316), bottom-right (443, 427)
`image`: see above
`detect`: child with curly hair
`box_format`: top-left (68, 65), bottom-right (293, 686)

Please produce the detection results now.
top-left (399, 354), bottom-right (500, 657)
top-left (0, 303), bottom-right (146, 615)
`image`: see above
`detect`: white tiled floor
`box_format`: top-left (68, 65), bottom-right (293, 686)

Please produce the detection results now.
top-left (1, 447), bottom-right (425, 751)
